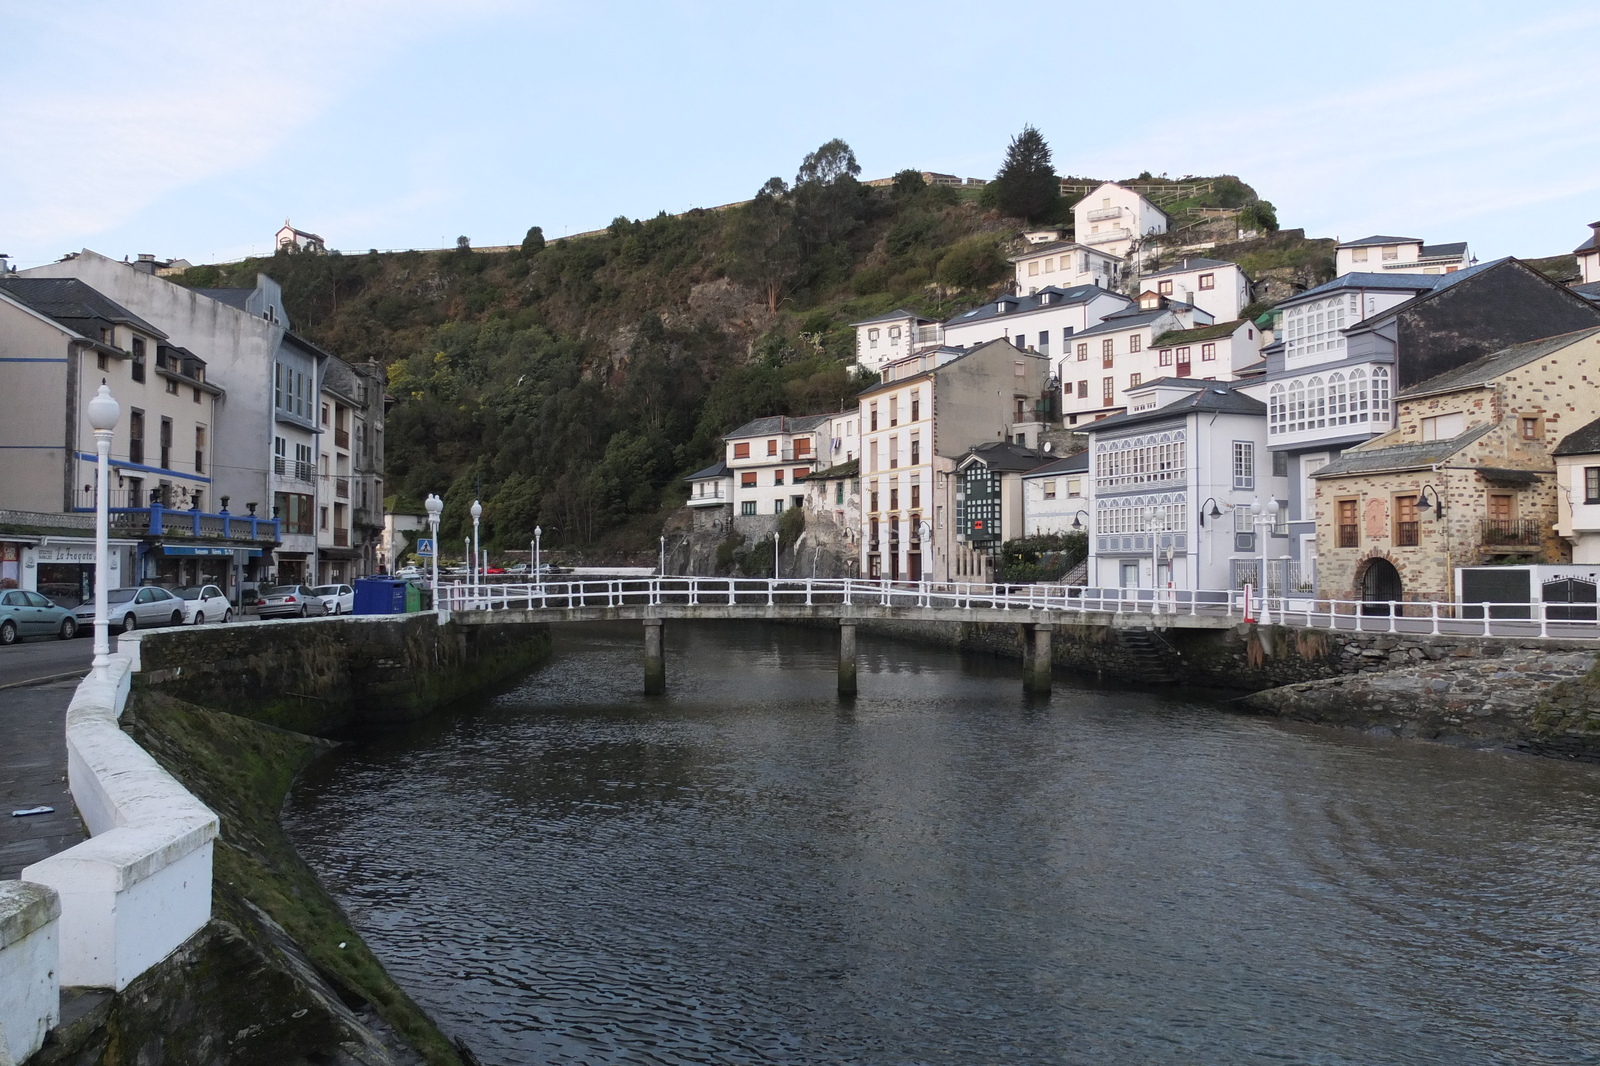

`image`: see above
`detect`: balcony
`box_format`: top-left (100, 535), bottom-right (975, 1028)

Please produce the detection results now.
top-left (101, 503), bottom-right (281, 542)
top-left (274, 456), bottom-right (315, 482)
top-left (1081, 226), bottom-right (1131, 246)
top-left (1480, 518), bottom-right (1544, 551)
top-left (688, 486), bottom-right (728, 507)
top-left (334, 427), bottom-right (350, 449)
top-left (335, 477), bottom-right (350, 499)
top-left (913, 324), bottom-right (944, 347)
top-left (1086, 206), bottom-right (1123, 222)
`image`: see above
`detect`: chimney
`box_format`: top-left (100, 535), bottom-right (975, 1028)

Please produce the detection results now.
top-left (132, 253), bottom-right (158, 275)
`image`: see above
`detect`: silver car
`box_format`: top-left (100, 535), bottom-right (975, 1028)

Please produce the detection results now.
top-left (73, 586), bottom-right (186, 633)
top-left (255, 584), bottom-right (329, 619)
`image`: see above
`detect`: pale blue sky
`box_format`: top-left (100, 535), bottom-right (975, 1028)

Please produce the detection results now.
top-left (4, 2), bottom-right (1598, 270)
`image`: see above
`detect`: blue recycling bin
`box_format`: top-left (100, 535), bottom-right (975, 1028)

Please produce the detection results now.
top-left (354, 577), bottom-right (408, 615)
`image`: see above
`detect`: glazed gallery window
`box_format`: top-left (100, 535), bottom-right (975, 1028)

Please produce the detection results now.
top-left (1232, 442), bottom-right (1254, 489)
top-left (273, 492), bottom-right (314, 535)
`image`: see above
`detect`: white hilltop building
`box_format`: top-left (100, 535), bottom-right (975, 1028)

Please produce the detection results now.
top-left (275, 220), bottom-right (327, 255)
top-left (1334, 235), bottom-right (1471, 277)
top-left (1072, 182), bottom-right (1169, 260)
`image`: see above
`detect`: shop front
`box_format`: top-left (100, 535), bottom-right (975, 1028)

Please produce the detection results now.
top-left (21, 540), bottom-right (136, 607)
top-left (143, 543), bottom-right (266, 600)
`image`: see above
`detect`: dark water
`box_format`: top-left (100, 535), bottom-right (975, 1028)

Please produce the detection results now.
top-left (284, 622), bottom-right (1600, 1065)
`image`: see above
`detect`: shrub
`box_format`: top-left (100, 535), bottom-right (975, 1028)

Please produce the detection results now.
top-left (935, 235), bottom-right (1008, 290)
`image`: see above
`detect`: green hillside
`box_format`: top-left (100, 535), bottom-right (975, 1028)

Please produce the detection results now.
top-left (172, 143), bottom-right (1308, 553)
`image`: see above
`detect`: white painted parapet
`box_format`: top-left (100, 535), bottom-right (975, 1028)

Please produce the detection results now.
top-left (0, 880), bottom-right (61, 1065)
top-left (20, 654), bottom-right (218, 991)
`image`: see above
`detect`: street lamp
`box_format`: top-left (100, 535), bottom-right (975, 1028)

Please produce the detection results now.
top-left (88, 382), bottom-right (119, 676)
top-left (534, 525), bottom-right (542, 589)
top-left (470, 499), bottom-right (482, 586)
top-left (773, 529), bottom-right (781, 580)
top-left (1250, 496), bottom-right (1280, 625)
top-left (1144, 505), bottom-right (1164, 611)
top-left (1069, 508), bottom-right (1089, 530)
top-left (424, 493), bottom-right (443, 619)
top-left (659, 534), bottom-right (666, 578)
top-left (919, 518), bottom-right (932, 585)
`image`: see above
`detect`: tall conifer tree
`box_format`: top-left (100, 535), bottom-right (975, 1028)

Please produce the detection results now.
top-left (992, 125), bottom-right (1059, 222)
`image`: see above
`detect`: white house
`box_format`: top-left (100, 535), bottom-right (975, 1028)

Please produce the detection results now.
top-left (276, 220), bottom-right (327, 255)
top-left (1021, 450), bottom-right (1089, 536)
top-left (1574, 221), bottom-right (1600, 285)
top-left (942, 285), bottom-right (1132, 363)
top-left (1149, 319), bottom-right (1262, 380)
top-left (1334, 235), bottom-right (1471, 277)
top-left (725, 413), bottom-right (832, 530)
top-left (1072, 183), bottom-right (1168, 260)
top-left (1057, 292), bottom-right (1215, 425)
top-left (1011, 241), bottom-right (1122, 295)
top-left (850, 309), bottom-right (941, 373)
top-left (1084, 380), bottom-right (1282, 594)
top-left (1138, 257), bottom-right (1250, 321)
top-left (1554, 414), bottom-right (1600, 564)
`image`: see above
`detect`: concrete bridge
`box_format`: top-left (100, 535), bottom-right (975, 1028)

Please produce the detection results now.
top-left (440, 577), bottom-right (1600, 695)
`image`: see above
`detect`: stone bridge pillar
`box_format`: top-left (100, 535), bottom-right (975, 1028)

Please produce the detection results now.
top-left (643, 618), bottom-right (665, 695)
top-left (838, 622), bottom-right (857, 696)
top-left (1023, 623), bottom-right (1053, 694)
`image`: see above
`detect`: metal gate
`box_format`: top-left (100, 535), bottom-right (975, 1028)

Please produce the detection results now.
top-left (1542, 576), bottom-right (1598, 621)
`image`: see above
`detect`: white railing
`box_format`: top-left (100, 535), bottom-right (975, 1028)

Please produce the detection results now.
top-left (1082, 226), bottom-right (1132, 246)
top-left (428, 577), bottom-right (1600, 641)
top-left (1086, 206), bottom-right (1124, 222)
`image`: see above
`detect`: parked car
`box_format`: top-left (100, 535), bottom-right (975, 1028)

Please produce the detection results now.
top-left (394, 565), bottom-right (425, 579)
top-left (484, 566), bottom-right (506, 575)
top-left (256, 585), bottom-right (329, 619)
top-left (311, 584), bottom-right (355, 615)
top-left (172, 585), bottom-right (232, 625)
top-left (72, 586), bottom-right (186, 633)
top-left (0, 589), bottom-right (79, 644)
top-left (506, 563), bottom-right (529, 575)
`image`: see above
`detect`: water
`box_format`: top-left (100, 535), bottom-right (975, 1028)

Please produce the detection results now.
top-left (284, 622), bottom-right (1600, 1065)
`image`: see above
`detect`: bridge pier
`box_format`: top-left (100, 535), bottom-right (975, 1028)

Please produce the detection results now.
top-left (1023, 623), bottom-right (1053, 694)
top-left (643, 618), bottom-right (666, 695)
top-left (838, 622), bottom-right (857, 696)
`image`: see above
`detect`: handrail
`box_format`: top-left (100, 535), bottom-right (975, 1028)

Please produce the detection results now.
top-left (428, 577), bottom-right (1600, 641)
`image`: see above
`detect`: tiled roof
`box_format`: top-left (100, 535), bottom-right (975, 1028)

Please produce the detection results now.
top-left (958, 440), bottom-right (1048, 472)
top-left (0, 277), bottom-right (166, 337)
top-left (849, 308), bottom-right (933, 327)
top-left (1311, 423), bottom-right (1496, 478)
top-left (685, 460), bottom-right (730, 481)
top-left (1337, 235), bottom-right (1422, 248)
top-left (1395, 327), bottom-right (1600, 399)
top-left (1419, 242), bottom-right (1468, 258)
top-left (1088, 383), bottom-right (1265, 433)
top-left (943, 284), bottom-right (1127, 327)
top-left (1022, 451), bottom-right (1089, 477)
top-left (1553, 413), bottom-right (1600, 457)
top-left (1150, 319), bottom-right (1248, 347)
top-left (1139, 257), bottom-right (1236, 279)
top-left (725, 413), bottom-right (832, 439)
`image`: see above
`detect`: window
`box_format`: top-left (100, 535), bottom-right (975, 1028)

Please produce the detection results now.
top-left (1015, 397), bottom-right (1027, 421)
top-left (1199, 273), bottom-right (1215, 290)
top-left (131, 337), bottom-right (146, 383)
top-left (794, 438), bottom-right (811, 456)
top-left (1233, 442), bottom-right (1254, 489)
top-left (194, 425), bottom-right (206, 473)
top-left (1353, 247), bottom-right (1369, 262)
top-left (1028, 261), bottom-right (1039, 276)
top-left (1421, 412), bottom-right (1466, 441)
top-left (97, 352), bottom-right (108, 371)
top-left (1129, 373), bottom-right (1142, 388)
top-left (869, 440), bottom-right (878, 472)
top-left (1176, 347), bottom-right (1191, 376)
top-left (741, 472), bottom-right (757, 487)
top-left (774, 470), bottom-right (785, 486)
top-left (835, 482), bottom-right (845, 505)
top-left (868, 328), bottom-right (879, 348)
top-left (1102, 377), bottom-right (1115, 404)
top-left (1129, 335), bottom-right (1142, 353)
top-left (1382, 245), bottom-right (1398, 261)
top-left (1077, 380), bottom-right (1088, 398)
top-left (1337, 499), bottom-right (1359, 547)
top-left (321, 404), bottom-right (330, 426)
top-left (1273, 451), bottom-right (1290, 477)
top-left (1038, 331), bottom-right (1050, 355)
top-left (1158, 280), bottom-right (1174, 296)
top-left (273, 492), bottom-right (314, 535)
top-left (1587, 467), bottom-right (1600, 504)
top-left (733, 442), bottom-right (750, 459)
top-left (767, 439), bottom-right (778, 456)
top-left (1521, 416), bottom-right (1542, 440)
top-left (1044, 258), bottom-right (1053, 272)
top-left (1159, 349), bottom-right (1173, 367)
top-left (870, 404), bottom-right (878, 431)
top-left (159, 417), bottom-right (172, 469)
top-left (1067, 478), bottom-right (1082, 497)
top-left (128, 409), bottom-right (145, 464)
top-left (1077, 342), bottom-right (1088, 362)
top-left (741, 501), bottom-right (756, 516)
top-left (1102, 339), bottom-right (1114, 367)
top-left (774, 500), bottom-right (784, 514)
top-left (793, 468), bottom-right (810, 482)
top-left (1043, 480), bottom-right (1057, 500)
top-left (1201, 342), bottom-right (1216, 361)
top-left (889, 397), bottom-right (899, 425)
top-left (1283, 296), bottom-right (1351, 359)
top-left (911, 484), bottom-right (921, 509)
top-left (1014, 360), bottom-right (1026, 376)
top-left (192, 386), bottom-right (201, 404)
top-left (869, 489), bottom-right (879, 513)
top-left (165, 378), bottom-right (179, 395)
top-left (320, 506), bottom-right (329, 531)
top-left (910, 437), bottom-right (921, 465)
top-left (1394, 495), bottom-right (1420, 546)
top-left (890, 487), bottom-right (900, 511)
top-left (910, 392), bottom-right (920, 421)
top-left (888, 326), bottom-right (901, 341)
top-left (889, 436), bottom-right (898, 468)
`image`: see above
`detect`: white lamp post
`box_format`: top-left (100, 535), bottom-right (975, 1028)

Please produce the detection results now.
top-left (773, 529), bottom-right (781, 580)
top-left (470, 499), bottom-right (482, 587)
top-left (659, 534), bottom-right (666, 578)
top-left (1250, 497), bottom-right (1280, 625)
top-left (424, 493), bottom-right (443, 619)
top-left (534, 525), bottom-right (542, 589)
top-left (1144, 505), bottom-right (1161, 612)
top-left (88, 382), bottom-right (119, 676)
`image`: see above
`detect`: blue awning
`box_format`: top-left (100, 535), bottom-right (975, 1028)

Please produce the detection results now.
top-left (159, 546), bottom-right (262, 557)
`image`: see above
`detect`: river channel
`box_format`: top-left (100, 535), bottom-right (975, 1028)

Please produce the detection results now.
top-left (284, 622), bottom-right (1600, 1065)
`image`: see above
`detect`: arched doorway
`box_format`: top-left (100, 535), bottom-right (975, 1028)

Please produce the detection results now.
top-left (1361, 558), bottom-right (1403, 614)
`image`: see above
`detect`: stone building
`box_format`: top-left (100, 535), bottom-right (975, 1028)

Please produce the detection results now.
top-left (1310, 327), bottom-right (1600, 605)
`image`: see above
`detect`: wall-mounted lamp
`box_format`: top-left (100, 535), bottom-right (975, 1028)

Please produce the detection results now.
top-left (1417, 483), bottom-right (1444, 519)
top-left (1197, 497), bottom-right (1224, 527)
top-left (1069, 508), bottom-right (1089, 530)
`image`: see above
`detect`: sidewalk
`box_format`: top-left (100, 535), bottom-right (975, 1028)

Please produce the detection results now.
top-left (1, 677), bottom-right (85, 880)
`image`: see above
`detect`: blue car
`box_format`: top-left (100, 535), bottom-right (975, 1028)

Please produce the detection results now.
top-left (0, 589), bottom-right (79, 644)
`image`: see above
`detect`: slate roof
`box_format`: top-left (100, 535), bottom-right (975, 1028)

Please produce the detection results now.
top-left (849, 308), bottom-right (933, 327)
top-left (1553, 413), bottom-right (1600, 457)
top-left (943, 285), bottom-right (1128, 327)
top-left (1150, 319), bottom-right (1248, 347)
top-left (1338, 235), bottom-right (1422, 248)
top-left (1395, 327), bottom-right (1600, 399)
top-left (1071, 308), bottom-right (1173, 340)
top-left (685, 460), bottom-right (730, 481)
top-left (802, 458), bottom-right (859, 481)
top-left (1310, 423), bottom-right (1497, 478)
top-left (1572, 225), bottom-right (1598, 255)
top-left (1419, 242), bottom-right (1468, 258)
top-left (725, 413), bottom-right (832, 439)
top-left (1022, 451), bottom-right (1089, 478)
top-left (0, 277), bottom-right (166, 337)
top-left (1139, 256), bottom-right (1236, 279)
top-left (958, 440), bottom-right (1048, 473)
top-left (1572, 281), bottom-right (1600, 302)
top-left (1088, 384), bottom-right (1266, 434)
top-left (192, 287), bottom-right (254, 311)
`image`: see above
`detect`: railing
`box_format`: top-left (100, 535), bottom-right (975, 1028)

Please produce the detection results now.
top-left (1480, 518), bottom-right (1543, 548)
top-left (334, 427), bottom-right (350, 449)
top-left (914, 325), bottom-right (944, 346)
top-left (1086, 206), bottom-right (1123, 222)
top-left (100, 503), bottom-right (281, 541)
top-left (427, 576), bottom-right (1600, 641)
top-left (1082, 226), bottom-right (1131, 246)
top-left (274, 456), bottom-right (315, 482)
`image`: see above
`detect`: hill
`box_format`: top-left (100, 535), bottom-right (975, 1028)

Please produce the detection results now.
top-left (171, 145), bottom-right (1324, 553)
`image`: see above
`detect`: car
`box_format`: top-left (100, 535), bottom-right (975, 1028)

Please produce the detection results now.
top-left (171, 584), bottom-right (233, 625)
top-left (311, 584), bottom-right (354, 615)
top-left (484, 566), bottom-right (506, 575)
top-left (72, 586), bottom-right (186, 634)
top-left (505, 563), bottom-right (529, 575)
top-left (0, 589), bottom-right (79, 644)
top-left (394, 565), bottom-right (425, 579)
top-left (255, 584), bottom-right (329, 619)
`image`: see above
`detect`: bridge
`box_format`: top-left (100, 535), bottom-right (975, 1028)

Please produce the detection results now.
top-left (438, 577), bottom-right (1600, 696)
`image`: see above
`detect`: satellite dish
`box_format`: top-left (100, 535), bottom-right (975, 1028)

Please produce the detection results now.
top-left (1043, 441), bottom-right (1054, 453)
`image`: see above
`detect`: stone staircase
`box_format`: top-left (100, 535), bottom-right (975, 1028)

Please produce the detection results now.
top-left (1115, 627), bottom-right (1178, 684)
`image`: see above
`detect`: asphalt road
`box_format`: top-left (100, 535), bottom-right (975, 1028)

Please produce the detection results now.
top-left (0, 631), bottom-right (94, 690)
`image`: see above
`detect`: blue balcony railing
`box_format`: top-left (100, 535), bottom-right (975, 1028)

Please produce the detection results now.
top-left (103, 503), bottom-right (281, 542)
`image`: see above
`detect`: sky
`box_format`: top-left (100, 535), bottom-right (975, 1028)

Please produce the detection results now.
top-left (3, 1), bottom-right (1599, 270)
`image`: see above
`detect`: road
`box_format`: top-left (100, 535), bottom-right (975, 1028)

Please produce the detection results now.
top-left (0, 632), bottom-right (93, 689)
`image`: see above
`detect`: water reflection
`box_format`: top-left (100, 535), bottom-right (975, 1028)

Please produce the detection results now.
top-left (286, 622), bottom-right (1600, 1066)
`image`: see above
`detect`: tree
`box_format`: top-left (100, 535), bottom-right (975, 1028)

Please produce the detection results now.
top-left (726, 177), bottom-right (799, 313)
top-left (521, 226), bottom-right (545, 255)
top-left (456, 235), bottom-right (472, 251)
top-left (991, 125), bottom-right (1059, 222)
top-left (795, 139), bottom-right (861, 186)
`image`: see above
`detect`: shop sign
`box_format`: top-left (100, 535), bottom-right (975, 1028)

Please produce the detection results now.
top-left (0, 543), bottom-right (18, 562)
top-left (33, 543), bottom-right (99, 564)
